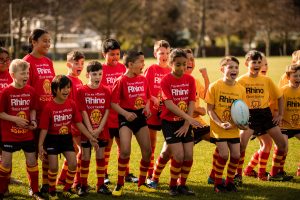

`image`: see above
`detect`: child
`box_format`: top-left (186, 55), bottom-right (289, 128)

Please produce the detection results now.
top-left (278, 50), bottom-right (300, 87)
top-left (0, 59), bottom-right (44, 200)
top-left (101, 39), bottom-right (137, 184)
top-left (38, 75), bottom-right (98, 200)
top-left (111, 50), bottom-right (155, 196)
top-left (278, 64), bottom-right (300, 176)
top-left (57, 51), bottom-right (85, 189)
top-left (206, 56), bottom-right (247, 192)
top-left (76, 61), bottom-right (112, 196)
top-left (23, 28), bottom-right (55, 193)
top-left (236, 50), bottom-right (290, 183)
top-left (144, 40), bottom-right (171, 180)
top-left (159, 48), bottom-right (202, 196)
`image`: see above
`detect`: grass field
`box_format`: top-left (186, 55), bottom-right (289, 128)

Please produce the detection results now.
top-left (6, 56), bottom-right (300, 199)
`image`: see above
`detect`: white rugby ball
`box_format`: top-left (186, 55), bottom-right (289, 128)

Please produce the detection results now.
top-left (231, 99), bottom-right (249, 126)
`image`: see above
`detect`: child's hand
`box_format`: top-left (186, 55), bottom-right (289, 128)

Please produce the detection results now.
top-left (199, 68), bottom-right (208, 78)
top-left (219, 122), bottom-right (233, 130)
top-left (175, 122), bottom-right (190, 137)
top-left (151, 96), bottom-right (159, 107)
top-left (142, 107), bottom-right (152, 119)
top-left (125, 112), bottom-right (137, 122)
top-left (272, 114), bottom-right (283, 126)
top-left (90, 139), bottom-right (99, 151)
top-left (187, 117), bottom-right (203, 128)
top-left (26, 120), bottom-right (37, 130)
top-left (38, 145), bottom-right (47, 161)
top-left (14, 116), bottom-right (29, 128)
top-left (193, 107), bottom-right (206, 117)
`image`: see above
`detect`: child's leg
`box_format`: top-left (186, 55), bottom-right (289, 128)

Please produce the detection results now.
top-left (237, 129), bottom-right (254, 176)
top-left (80, 147), bottom-right (91, 188)
top-left (295, 134), bottom-right (300, 176)
top-left (95, 147), bottom-right (105, 188)
top-left (24, 152), bottom-right (39, 194)
top-left (151, 142), bottom-right (171, 183)
top-left (257, 134), bottom-right (272, 179)
top-left (147, 129), bottom-right (157, 178)
top-left (62, 151), bottom-right (77, 192)
top-left (227, 143), bottom-right (240, 184)
top-left (178, 141), bottom-right (194, 186)
top-left (48, 155), bottom-right (59, 193)
top-left (168, 143), bottom-right (184, 188)
top-left (208, 147), bottom-right (219, 181)
top-left (104, 136), bottom-right (114, 176)
top-left (277, 134), bottom-right (289, 173)
top-left (57, 159), bottom-right (68, 184)
top-left (214, 142), bottom-right (229, 186)
top-left (0, 151), bottom-right (12, 194)
top-left (72, 135), bottom-right (82, 188)
top-left (135, 126), bottom-right (152, 187)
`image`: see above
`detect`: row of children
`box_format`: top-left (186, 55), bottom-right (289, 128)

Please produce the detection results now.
top-left (0, 27), bottom-right (299, 199)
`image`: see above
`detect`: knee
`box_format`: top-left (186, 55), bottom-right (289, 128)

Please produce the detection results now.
top-left (184, 152), bottom-right (193, 161)
top-left (218, 152), bottom-right (229, 161)
top-left (160, 149), bottom-right (171, 160)
top-left (67, 160), bottom-right (77, 171)
top-left (231, 153), bottom-right (240, 160)
top-left (120, 149), bottom-right (131, 159)
top-left (173, 153), bottom-right (184, 163)
top-left (142, 147), bottom-right (152, 161)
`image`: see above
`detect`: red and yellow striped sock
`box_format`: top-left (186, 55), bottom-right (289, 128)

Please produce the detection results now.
top-left (58, 160), bottom-right (68, 183)
top-left (147, 146), bottom-right (156, 178)
top-left (170, 159), bottom-right (182, 187)
top-left (279, 153), bottom-right (287, 173)
top-left (209, 147), bottom-right (219, 179)
top-left (104, 145), bottom-right (111, 175)
top-left (117, 157), bottom-right (130, 186)
top-left (138, 159), bottom-right (150, 187)
top-left (258, 151), bottom-right (270, 176)
top-left (42, 158), bottom-right (49, 185)
top-left (0, 165), bottom-right (10, 193)
top-left (179, 160), bottom-right (193, 186)
top-left (96, 158), bottom-right (105, 187)
top-left (226, 157), bottom-right (239, 184)
top-left (215, 156), bottom-right (227, 186)
top-left (237, 151), bottom-right (245, 175)
top-left (297, 163), bottom-right (300, 176)
top-left (80, 160), bottom-right (90, 187)
top-left (73, 152), bottom-right (82, 187)
top-left (152, 155), bottom-right (170, 182)
top-left (48, 170), bottom-right (58, 193)
top-left (27, 163), bottom-right (39, 193)
top-left (244, 150), bottom-right (260, 173)
top-left (270, 149), bottom-right (284, 176)
top-left (64, 169), bottom-right (76, 191)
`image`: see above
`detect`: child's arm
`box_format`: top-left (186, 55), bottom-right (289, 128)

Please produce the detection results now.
top-left (76, 122), bottom-right (99, 150)
top-left (111, 103), bottom-right (137, 122)
top-left (207, 103), bottom-right (233, 130)
top-left (142, 99), bottom-right (151, 118)
top-left (27, 109), bottom-right (37, 130)
top-left (150, 95), bottom-right (159, 107)
top-left (94, 109), bottom-right (109, 137)
top-left (199, 68), bottom-right (210, 99)
top-left (273, 96), bottom-right (284, 125)
top-left (81, 111), bottom-right (93, 133)
top-left (38, 129), bottom-right (48, 161)
top-left (0, 112), bottom-right (29, 128)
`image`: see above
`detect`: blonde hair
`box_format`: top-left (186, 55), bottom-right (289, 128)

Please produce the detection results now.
top-left (292, 50), bottom-right (300, 64)
top-left (9, 59), bottom-right (29, 73)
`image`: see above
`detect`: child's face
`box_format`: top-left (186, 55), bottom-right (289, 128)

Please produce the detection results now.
top-left (87, 70), bottom-right (103, 88)
top-left (103, 49), bottom-right (120, 66)
top-left (185, 53), bottom-right (195, 75)
top-left (154, 47), bottom-right (170, 66)
top-left (288, 70), bottom-right (300, 88)
top-left (55, 84), bottom-right (71, 101)
top-left (222, 61), bottom-right (239, 81)
top-left (171, 56), bottom-right (187, 78)
top-left (129, 55), bottom-right (145, 76)
top-left (67, 58), bottom-right (84, 76)
top-left (12, 67), bottom-right (29, 88)
top-left (246, 58), bottom-right (262, 75)
top-left (32, 33), bottom-right (51, 55)
top-left (260, 57), bottom-right (268, 75)
top-left (0, 52), bottom-right (10, 72)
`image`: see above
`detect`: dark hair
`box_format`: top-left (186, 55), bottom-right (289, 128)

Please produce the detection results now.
top-left (154, 40), bottom-right (170, 53)
top-left (169, 48), bottom-right (187, 63)
top-left (67, 51), bottom-right (85, 62)
top-left (51, 75), bottom-right (72, 97)
top-left (245, 50), bottom-right (263, 61)
top-left (101, 39), bottom-right (120, 54)
top-left (286, 64), bottom-right (300, 77)
top-left (183, 48), bottom-right (193, 54)
top-left (28, 28), bottom-right (49, 53)
top-left (0, 47), bottom-right (9, 55)
top-left (220, 56), bottom-right (239, 66)
top-left (123, 50), bottom-right (144, 68)
top-left (87, 61), bottom-right (102, 73)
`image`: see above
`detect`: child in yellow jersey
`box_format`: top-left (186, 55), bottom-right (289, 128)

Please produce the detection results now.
top-left (236, 50), bottom-right (290, 182)
top-left (278, 50), bottom-right (300, 88)
top-left (279, 64), bottom-right (300, 176)
top-left (205, 56), bottom-right (247, 193)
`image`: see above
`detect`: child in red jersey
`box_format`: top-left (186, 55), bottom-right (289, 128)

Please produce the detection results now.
top-left (57, 51), bottom-right (85, 189)
top-left (144, 40), bottom-right (171, 181)
top-left (76, 61), bottom-right (112, 196)
top-left (100, 39), bottom-right (137, 184)
top-left (160, 49), bottom-right (202, 196)
top-left (0, 59), bottom-right (44, 200)
top-left (23, 28), bottom-right (55, 193)
top-left (111, 50), bottom-right (155, 197)
top-left (38, 75), bottom-right (98, 200)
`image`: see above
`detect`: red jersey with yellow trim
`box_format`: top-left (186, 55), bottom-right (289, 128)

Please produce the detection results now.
top-left (111, 75), bottom-right (151, 110)
top-left (77, 84), bottom-right (111, 140)
top-left (237, 74), bottom-right (281, 109)
top-left (67, 75), bottom-right (83, 100)
top-left (101, 62), bottom-right (126, 128)
top-left (280, 85), bottom-right (300, 129)
top-left (205, 79), bottom-right (246, 139)
top-left (39, 99), bottom-right (82, 135)
top-left (160, 73), bottom-right (196, 121)
top-left (23, 54), bottom-right (55, 112)
top-left (0, 85), bottom-right (37, 142)
top-left (0, 70), bottom-right (13, 92)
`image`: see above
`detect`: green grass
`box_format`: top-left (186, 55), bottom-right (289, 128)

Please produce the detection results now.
top-left (7, 56), bottom-right (300, 200)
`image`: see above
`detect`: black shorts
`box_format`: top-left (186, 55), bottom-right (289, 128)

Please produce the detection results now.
top-left (281, 129), bottom-right (300, 139)
top-left (193, 126), bottom-right (210, 144)
top-left (161, 120), bottom-right (194, 144)
top-left (44, 134), bottom-right (75, 155)
top-left (1, 140), bottom-right (36, 153)
top-left (147, 124), bottom-right (162, 131)
top-left (81, 139), bottom-right (109, 148)
top-left (210, 137), bottom-right (240, 144)
top-left (249, 108), bottom-right (276, 134)
top-left (109, 128), bottom-right (120, 139)
top-left (119, 109), bottom-right (147, 134)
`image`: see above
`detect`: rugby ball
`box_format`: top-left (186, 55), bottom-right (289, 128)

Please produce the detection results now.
top-left (231, 100), bottom-right (249, 126)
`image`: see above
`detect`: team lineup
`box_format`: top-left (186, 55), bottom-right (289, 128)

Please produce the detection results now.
top-left (0, 28), bottom-right (299, 200)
